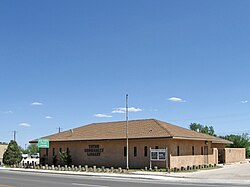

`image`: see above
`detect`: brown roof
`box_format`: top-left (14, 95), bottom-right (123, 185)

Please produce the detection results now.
top-left (30, 119), bottom-right (232, 144)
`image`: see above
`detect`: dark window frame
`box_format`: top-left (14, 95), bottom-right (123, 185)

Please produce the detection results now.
top-left (124, 146), bottom-right (127, 157)
top-left (144, 146), bottom-right (148, 157)
top-left (134, 147), bottom-right (137, 157)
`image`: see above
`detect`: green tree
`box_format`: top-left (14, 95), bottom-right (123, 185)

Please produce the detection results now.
top-left (19, 146), bottom-right (28, 154)
top-left (220, 133), bottom-right (250, 158)
top-left (59, 150), bottom-right (72, 166)
top-left (3, 140), bottom-right (22, 165)
top-left (19, 144), bottom-right (38, 155)
top-left (189, 123), bottom-right (216, 136)
top-left (27, 144), bottom-right (39, 154)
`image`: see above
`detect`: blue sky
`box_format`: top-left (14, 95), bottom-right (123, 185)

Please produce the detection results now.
top-left (1, 0), bottom-right (250, 147)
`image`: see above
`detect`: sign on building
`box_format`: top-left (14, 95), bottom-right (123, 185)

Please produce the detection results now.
top-left (84, 145), bottom-right (104, 156)
top-left (38, 139), bottom-right (49, 148)
top-left (150, 148), bottom-right (168, 169)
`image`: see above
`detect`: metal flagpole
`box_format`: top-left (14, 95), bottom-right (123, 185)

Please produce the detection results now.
top-left (126, 94), bottom-right (129, 170)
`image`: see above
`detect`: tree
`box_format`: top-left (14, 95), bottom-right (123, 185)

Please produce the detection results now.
top-left (27, 144), bottom-right (39, 154)
top-left (19, 146), bottom-right (28, 154)
top-left (3, 140), bottom-right (22, 165)
top-left (59, 150), bottom-right (72, 166)
top-left (189, 123), bottom-right (216, 136)
top-left (20, 144), bottom-right (39, 155)
top-left (220, 133), bottom-right (250, 158)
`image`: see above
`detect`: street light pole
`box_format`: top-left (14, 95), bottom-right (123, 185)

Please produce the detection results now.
top-left (126, 94), bottom-right (129, 170)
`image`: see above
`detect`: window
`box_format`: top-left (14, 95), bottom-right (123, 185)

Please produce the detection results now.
top-left (144, 146), bottom-right (148, 157)
top-left (124, 146), bottom-right (127, 157)
top-left (134, 147), bottom-right (137, 157)
top-left (52, 148), bottom-right (55, 156)
top-left (192, 146), bottom-right (195, 155)
top-left (201, 146), bottom-right (203, 155)
top-left (155, 146), bottom-right (159, 149)
top-left (59, 148), bottom-right (62, 153)
top-left (46, 148), bottom-right (48, 156)
top-left (177, 146), bottom-right (180, 156)
top-left (67, 147), bottom-right (69, 154)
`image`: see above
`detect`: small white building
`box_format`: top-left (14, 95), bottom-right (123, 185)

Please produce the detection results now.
top-left (0, 143), bottom-right (8, 165)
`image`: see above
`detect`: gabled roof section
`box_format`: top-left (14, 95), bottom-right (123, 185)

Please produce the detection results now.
top-left (30, 119), bottom-right (232, 144)
top-left (154, 120), bottom-right (232, 144)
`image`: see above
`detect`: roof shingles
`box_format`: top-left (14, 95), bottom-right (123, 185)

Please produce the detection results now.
top-left (30, 119), bottom-right (232, 144)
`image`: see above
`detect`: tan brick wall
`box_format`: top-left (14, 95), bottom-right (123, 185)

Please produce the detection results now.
top-left (169, 148), bottom-right (218, 169)
top-left (40, 138), bottom-right (216, 169)
top-left (224, 148), bottom-right (245, 163)
top-left (0, 144), bottom-right (8, 164)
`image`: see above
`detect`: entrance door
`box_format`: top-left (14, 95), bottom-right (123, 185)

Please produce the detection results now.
top-left (218, 148), bottom-right (225, 163)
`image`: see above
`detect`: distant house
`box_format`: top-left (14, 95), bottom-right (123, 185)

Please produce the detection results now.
top-left (30, 119), bottom-right (245, 169)
top-left (0, 143), bottom-right (8, 165)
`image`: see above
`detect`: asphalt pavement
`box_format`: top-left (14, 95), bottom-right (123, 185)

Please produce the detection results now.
top-left (0, 170), bottom-right (248, 187)
top-left (169, 162), bottom-right (250, 180)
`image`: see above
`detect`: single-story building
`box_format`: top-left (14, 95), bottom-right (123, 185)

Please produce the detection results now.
top-left (30, 119), bottom-right (245, 169)
top-left (0, 143), bottom-right (8, 165)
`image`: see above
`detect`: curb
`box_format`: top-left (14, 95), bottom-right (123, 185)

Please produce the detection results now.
top-left (1, 167), bottom-right (250, 185)
top-left (0, 167), bottom-right (163, 181)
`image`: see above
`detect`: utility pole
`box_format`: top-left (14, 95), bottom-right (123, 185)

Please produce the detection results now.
top-left (126, 94), bottom-right (129, 170)
top-left (12, 130), bottom-right (17, 141)
top-left (57, 127), bottom-right (63, 133)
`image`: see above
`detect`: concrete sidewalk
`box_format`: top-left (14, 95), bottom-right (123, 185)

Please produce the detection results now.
top-left (1, 163), bottom-right (250, 185)
top-left (167, 162), bottom-right (250, 179)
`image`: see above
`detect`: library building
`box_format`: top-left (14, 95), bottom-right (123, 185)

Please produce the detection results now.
top-left (30, 119), bottom-right (245, 169)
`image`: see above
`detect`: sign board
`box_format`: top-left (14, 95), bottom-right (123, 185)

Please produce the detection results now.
top-left (38, 139), bottom-right (49, 148)
top-left (150, 148), bottom-right (168, 169)
top-left (150, 149), bottom-right (166, 160)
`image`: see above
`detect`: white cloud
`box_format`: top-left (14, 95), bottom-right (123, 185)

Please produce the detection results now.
top-left (45, 116), bottom-right (53, 119)
top-left (19, 123), bottom-right (31, 127)
top-left (168, 97), bottom-right (186, 103)
top-left (31, 102), bottom-right (43, 106)
top-left (3, 110), bottom-right (13, 114)
top-left (94, 114), bottom-right (112, 118)
top-left (112, 107), bottom-right (143, 114)
top-left (241, 100), bottom-right (248, 104)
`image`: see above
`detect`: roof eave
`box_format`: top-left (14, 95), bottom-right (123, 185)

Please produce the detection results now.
top-left (172, 136), bottom-right (232, 144)
top-left (29, 136), bottom-right (174, 143)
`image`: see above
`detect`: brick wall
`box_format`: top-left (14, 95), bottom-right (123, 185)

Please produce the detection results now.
top-left (40, 138), bottom-right (216, 169)
top-left (224, 148), bottom-right (245, 163)
top-left (169, 148), bottom-right (218, 169)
